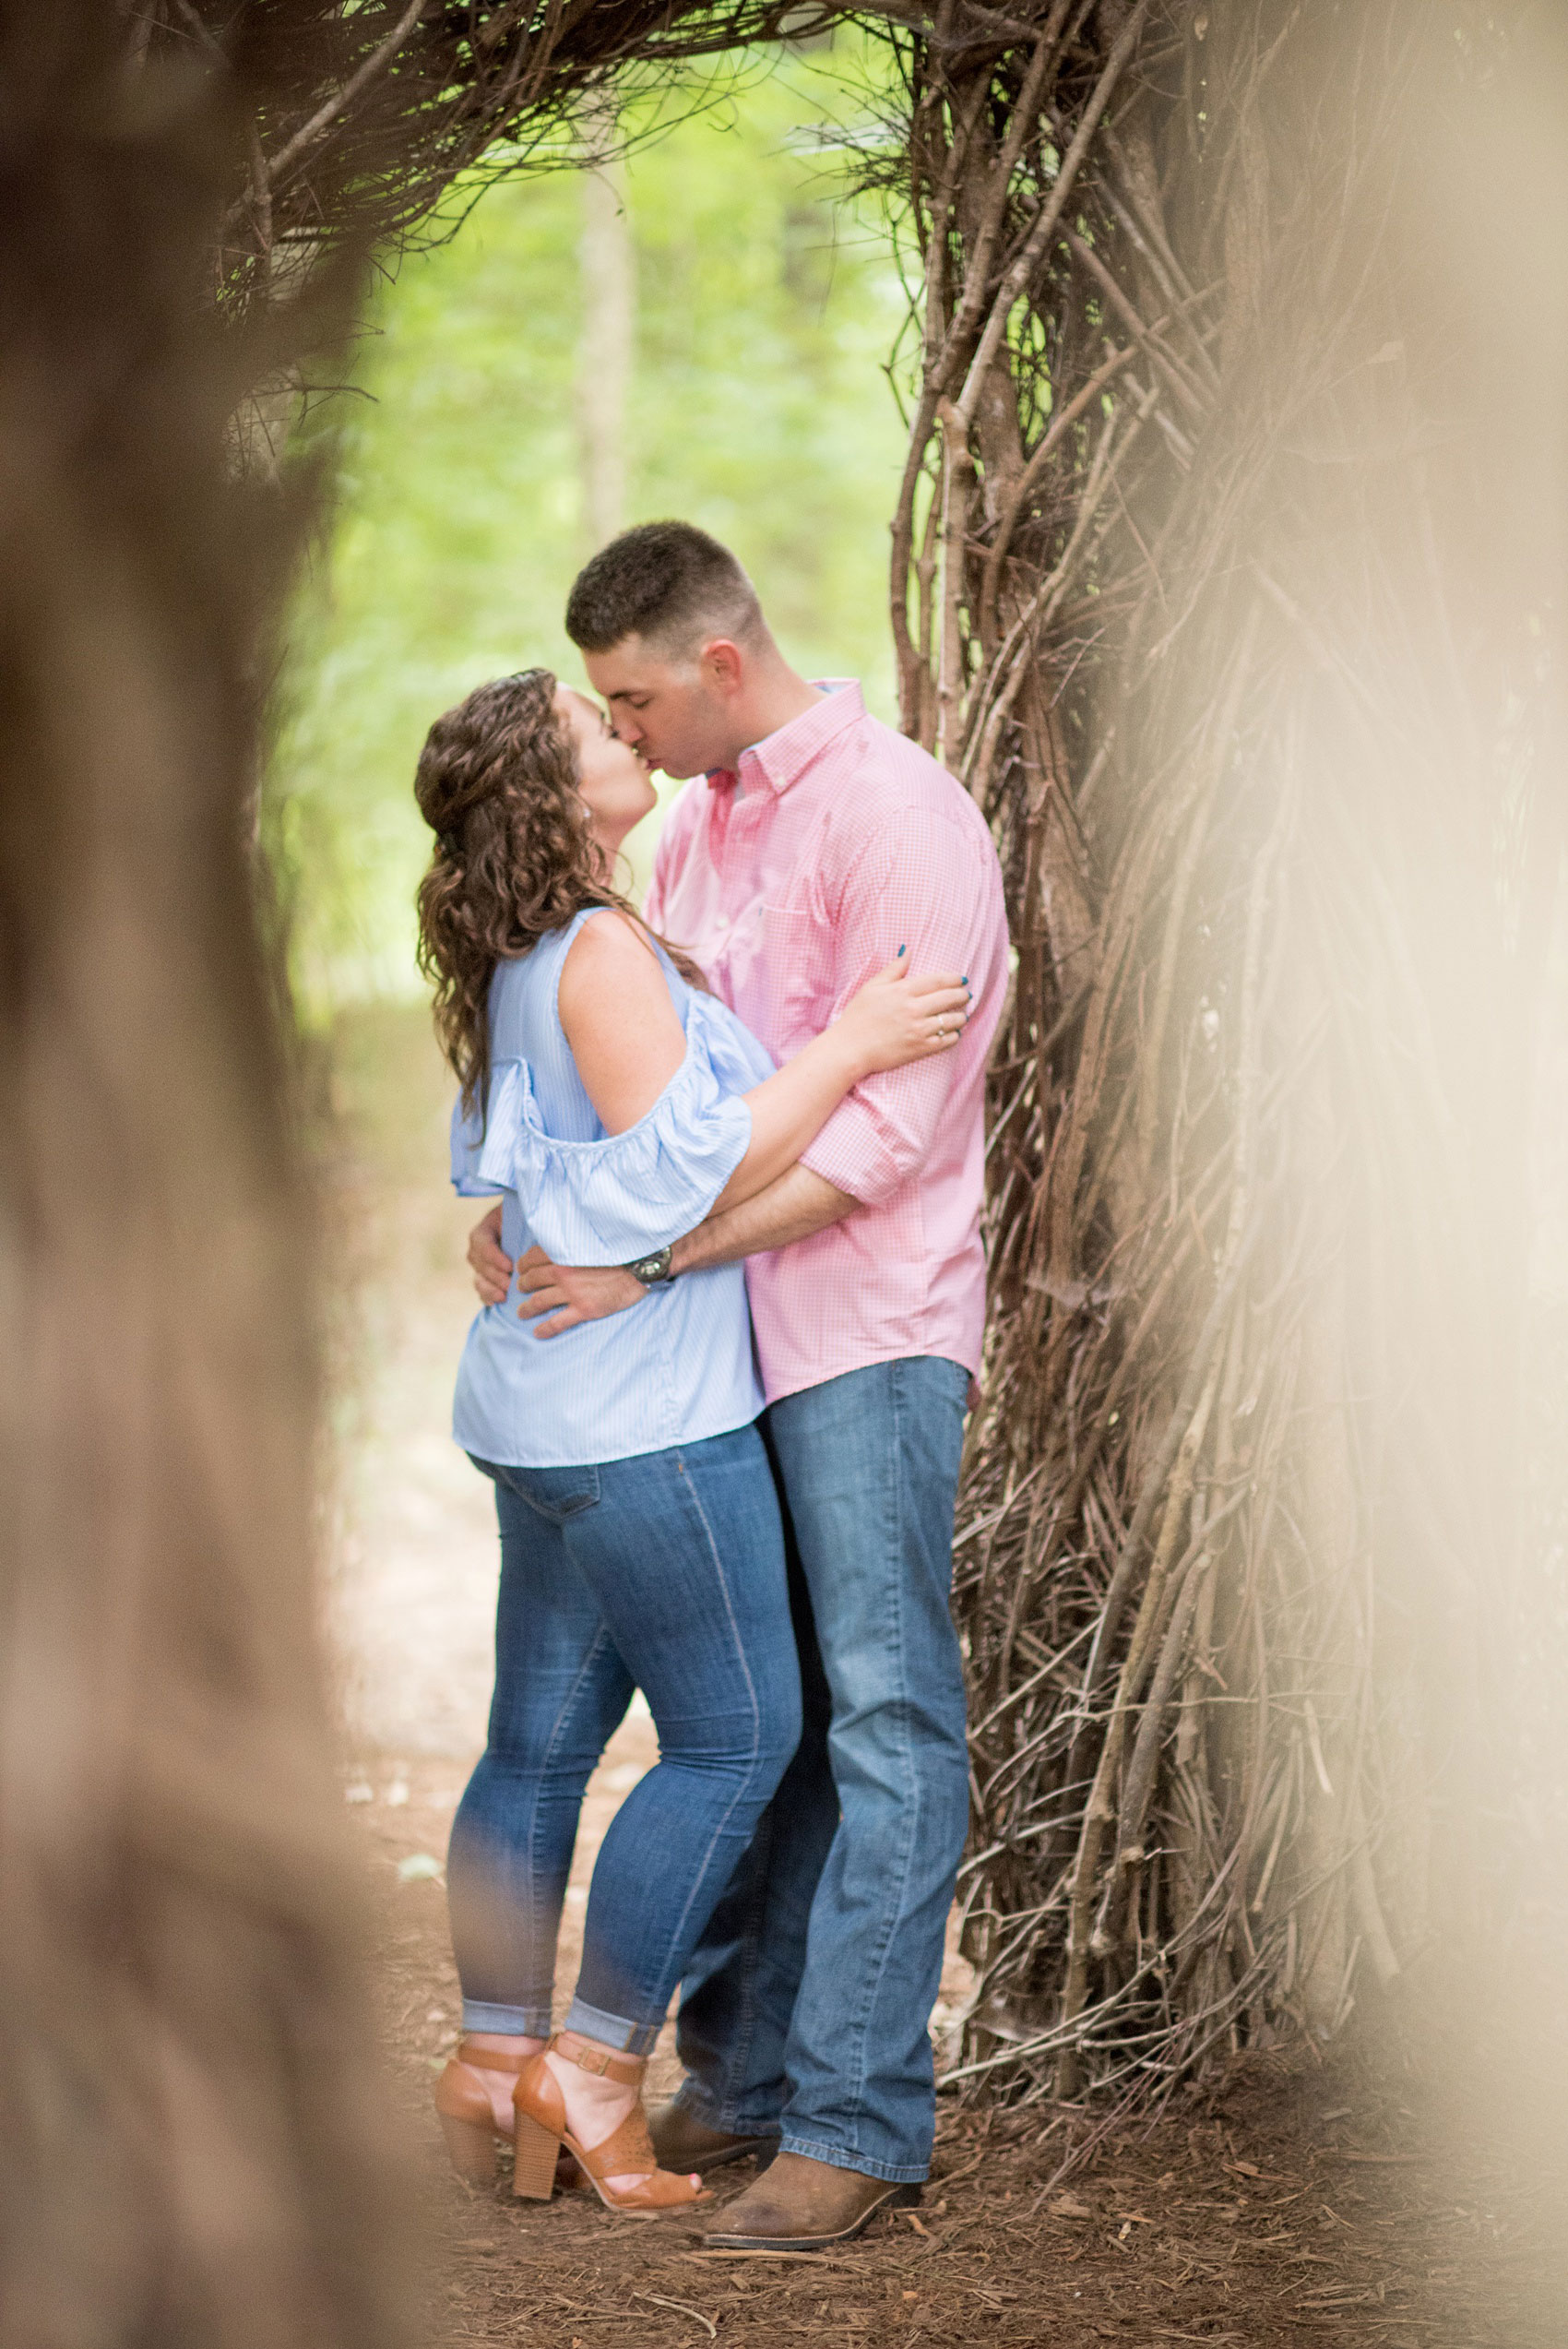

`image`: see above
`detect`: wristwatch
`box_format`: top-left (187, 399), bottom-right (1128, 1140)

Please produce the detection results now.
top-left (623, 1244), bottom-right (677, 1287)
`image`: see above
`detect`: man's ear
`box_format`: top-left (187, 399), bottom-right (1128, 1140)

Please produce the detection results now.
top-left (700, 638), bottom-right (745, 694)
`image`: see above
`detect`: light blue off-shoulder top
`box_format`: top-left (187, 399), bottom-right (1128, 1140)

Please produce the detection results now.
top-left (449, 908), bottom-right (775, 1468)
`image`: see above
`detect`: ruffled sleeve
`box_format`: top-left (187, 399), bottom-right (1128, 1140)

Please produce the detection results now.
top-left (455, 991), bottom-right (776, 1265)
top-left (449, 1091), bottom-right (496, 1198)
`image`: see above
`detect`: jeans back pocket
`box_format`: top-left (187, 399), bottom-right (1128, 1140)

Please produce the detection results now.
top-left (470, 1456), bottom-right (601, 1523)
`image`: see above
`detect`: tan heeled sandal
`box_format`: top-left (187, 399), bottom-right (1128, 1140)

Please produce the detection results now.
top-left (434, 2036), bottom-right (542, 2186)
top-left (513, 2031), bottom-right (712, 2214)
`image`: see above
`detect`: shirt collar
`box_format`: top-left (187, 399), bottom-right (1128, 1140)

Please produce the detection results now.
top-left (707, 680), bottom-right (864, 797)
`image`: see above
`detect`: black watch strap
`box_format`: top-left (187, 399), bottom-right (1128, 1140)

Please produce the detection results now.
top-left (624, 1244), bottom-right (676, 1286)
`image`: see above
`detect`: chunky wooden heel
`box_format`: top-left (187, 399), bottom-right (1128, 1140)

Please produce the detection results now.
top-left (512, 2108), bottom-right (561, 2201)
top-left (434, 2037), bottom-right (541, 2189)
top-left (438, 2111), bottom-right (498, 2187)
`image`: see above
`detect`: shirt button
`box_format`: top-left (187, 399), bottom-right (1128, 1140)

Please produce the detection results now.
top-left (715, 913), bottom-right (730, 930)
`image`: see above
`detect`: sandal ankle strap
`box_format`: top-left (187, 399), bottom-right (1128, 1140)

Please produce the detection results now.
top-left (549, 2029), bottom-right (646, 2087)
top-left (456, 2037), bottom-right (536, 2074)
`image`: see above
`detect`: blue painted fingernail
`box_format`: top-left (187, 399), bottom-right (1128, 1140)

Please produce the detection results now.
top-left (961, 974), bottom-right (968, 984)
top-left (897, 944), bottom-right (907, 956)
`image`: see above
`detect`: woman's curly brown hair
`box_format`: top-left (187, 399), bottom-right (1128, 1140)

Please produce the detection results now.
top-left (414, 668), bottom-right (701, 1111)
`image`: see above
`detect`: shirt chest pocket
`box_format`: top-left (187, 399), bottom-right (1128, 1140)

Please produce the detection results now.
top-left (747, 900), bottom-right (840, 1053)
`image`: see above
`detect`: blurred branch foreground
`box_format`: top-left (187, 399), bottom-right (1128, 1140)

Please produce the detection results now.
top-left (0, 1), bottom-right (1562, 2340)
top-left (0, 7), bottom-right (410, 2345)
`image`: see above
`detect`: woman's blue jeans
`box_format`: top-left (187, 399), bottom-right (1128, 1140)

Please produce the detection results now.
top-left (450, 1425), bottom-right (802, 2055)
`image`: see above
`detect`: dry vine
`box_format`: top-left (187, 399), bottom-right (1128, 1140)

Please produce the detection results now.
top-left (136, 1), bottom-right (849, 305)
top-left (865, 0), bottom-right (1565, 2100)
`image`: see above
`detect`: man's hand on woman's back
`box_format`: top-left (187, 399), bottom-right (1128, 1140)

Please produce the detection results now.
top-left (467, 1206), bottom-right (647, 1336)
top-left (515, 1257), bottom-right (647, 1338)
top-left (467, 1202), bottom-right (514, 1306)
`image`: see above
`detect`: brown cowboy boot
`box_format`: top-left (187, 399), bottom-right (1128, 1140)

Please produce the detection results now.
top-left (701, 2151), bottom-right (921, 2251)
top-left (648, 2100), bottom-right (778, 2176)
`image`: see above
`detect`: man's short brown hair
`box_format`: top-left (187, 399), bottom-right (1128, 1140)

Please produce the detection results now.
top-left (564, 521), bottom-right (766, 657)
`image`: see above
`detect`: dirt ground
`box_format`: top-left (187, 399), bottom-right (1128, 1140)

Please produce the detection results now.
top-left (324, 1003), bottom-right (1566, 2349)
top-left (350, 1751), bottom-right (1562, 2349)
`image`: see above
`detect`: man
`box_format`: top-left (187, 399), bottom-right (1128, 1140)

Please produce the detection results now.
top-left (467, 521), bottom-right (1007, 2248)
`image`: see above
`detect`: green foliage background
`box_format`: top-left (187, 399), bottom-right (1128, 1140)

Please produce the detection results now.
top-left (271, 42), bottom-right (909, 1010)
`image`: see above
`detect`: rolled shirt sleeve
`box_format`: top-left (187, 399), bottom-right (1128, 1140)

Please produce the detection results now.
top-left (799, 810), bottom-right (985, 1209)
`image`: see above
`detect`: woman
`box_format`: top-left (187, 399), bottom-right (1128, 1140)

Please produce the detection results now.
top-left (412, 669), bottom-right (970, 2215)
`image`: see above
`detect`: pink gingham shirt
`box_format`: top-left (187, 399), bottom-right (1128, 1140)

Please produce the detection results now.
top-left (645, 682), bottom-right (1009, 1403)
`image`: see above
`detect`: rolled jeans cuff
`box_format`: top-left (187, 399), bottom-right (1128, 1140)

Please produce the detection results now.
top-left (461, 1998), bottom-right (552, 2038)
top-left (779, 2133), bottom-right (929, 2186)
top-left (564, 1994), bottom-right (661, 2057)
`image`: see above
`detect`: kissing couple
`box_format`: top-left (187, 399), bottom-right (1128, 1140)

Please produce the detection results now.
top-left (417, 521), bottom-right (1007, 2252)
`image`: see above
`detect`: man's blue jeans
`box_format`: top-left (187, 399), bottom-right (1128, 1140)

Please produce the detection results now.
top-left (671, 1356), bottom-right (972, 2183)
top-left (451, 1427), bottom-right (802, 2054)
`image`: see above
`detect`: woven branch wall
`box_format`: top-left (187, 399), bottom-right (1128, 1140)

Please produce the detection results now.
top-left (871, 0), bottom-right (1566, 2101)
